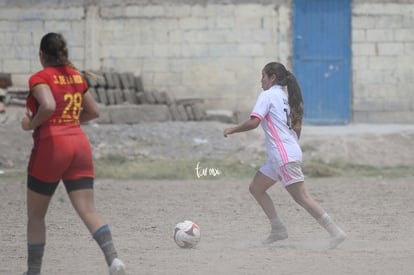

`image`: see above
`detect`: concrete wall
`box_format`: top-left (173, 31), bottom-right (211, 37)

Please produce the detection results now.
top-left (0, 0), bottom-right (414, 123)
top-left (0, 0), bottom-right (291, 118)
top-left (352, 1), bottom-right (414, 123)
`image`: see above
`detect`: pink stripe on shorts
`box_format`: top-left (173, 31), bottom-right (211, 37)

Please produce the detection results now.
top-left (259, 160), bottom-right (304, 186)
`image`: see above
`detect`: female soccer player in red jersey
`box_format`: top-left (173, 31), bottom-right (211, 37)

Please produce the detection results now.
top-left (224, 62), bottom-right (346, 249)
top-left (21, 33), bottom-right (126, 275)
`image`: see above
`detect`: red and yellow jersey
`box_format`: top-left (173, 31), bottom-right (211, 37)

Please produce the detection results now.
top-left (27, 65), bottom-right (88, 138)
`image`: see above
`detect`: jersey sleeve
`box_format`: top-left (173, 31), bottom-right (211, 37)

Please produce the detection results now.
top-left (250, 92), bottom-right (270, 121)
top-left (28, 72), bottom-right (48, 91)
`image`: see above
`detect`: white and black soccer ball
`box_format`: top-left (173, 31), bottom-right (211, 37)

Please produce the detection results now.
top-left (173, 220), bottom-right (201, 248)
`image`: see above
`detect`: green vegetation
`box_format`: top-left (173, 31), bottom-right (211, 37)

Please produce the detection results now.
top-left (1, 155), bottom-right (412, 181)
top-left (93, 153), bottom-right (414, 180)
top-left (0, 169), bottom-right (26, 180)
top-left (94, 155), bottom-right (259, 180)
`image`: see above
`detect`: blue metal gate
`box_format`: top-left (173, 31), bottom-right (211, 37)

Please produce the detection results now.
top-left (293, 0), bottom-right (351, 124)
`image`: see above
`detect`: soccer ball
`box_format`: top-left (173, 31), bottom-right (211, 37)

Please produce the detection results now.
top-left (173, 220), bottom-right (201, 248)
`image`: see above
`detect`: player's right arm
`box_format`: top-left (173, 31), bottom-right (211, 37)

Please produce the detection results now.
top-left (223, 116), bottom-right (261, 137)
top-left (21, 84), bottom-right (55, 131)
top-left (79, 91), bottom-right (99, 123)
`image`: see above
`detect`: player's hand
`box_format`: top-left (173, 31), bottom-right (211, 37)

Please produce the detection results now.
top-left (21, 108), bottom-right (33, 131)
top-left (223, 127), bottom-right (233, 137)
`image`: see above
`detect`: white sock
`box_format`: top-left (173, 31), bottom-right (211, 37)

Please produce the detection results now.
top-left (270, 217), bottom-right (285, 230)
top-left (317, 213), bottom-right (344, 237)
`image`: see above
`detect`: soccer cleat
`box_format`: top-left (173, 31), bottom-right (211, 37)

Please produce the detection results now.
top-left (262, 228), bottom-right (288, 244)
top-left (329, 229), bottom-right (346, 249)
top-left (109, 258), bottom-right (126, 275)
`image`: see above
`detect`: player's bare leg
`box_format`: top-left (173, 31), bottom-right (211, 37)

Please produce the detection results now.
top-left (286, 181), bottom-right (346, 248)
top-left (68, 188), bottom-right (126, 274)
top-left (249, 171), bottom-right (288, 244)
top-left (68, 188), bottom-right (106, 233)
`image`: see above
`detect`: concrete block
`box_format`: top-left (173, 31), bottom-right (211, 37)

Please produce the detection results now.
top-left (106, 89), bottom-right (116, 105)
top-left (144, 91), bottom-right (156, 104)
top-left (395, 29), bottom-right (414, 42)
top-left (161, 91), bottom-right (174, 105)
top-left (185, 105), bottom-right (195, 120)
top-left (151, 90), bottom-right (165, 104)
top-left (3, 59), bottom-right (31, 74)
top-left (93, 103), bottom-right (111, 124)
top-left (113, 89), bottom-right (125, 104)
top-left (99, 104), bottom-right (171, 124)
top-left (368, 56), bottom-right (397, 70)
top-left (168, 104), bottom-right (180, 121)
top-left (366, 29), bottom-right (394, 42)
top-left (205, 109), bottom-right (235, 123)
top-left (352, 43), bottom-right (376, 56)
top-left (179, 17), bottom-right (208, 30)
top-left (134, 76), bottom-right (144, 92)
top-left (377, 43), bottom-right (404, 55)
top-left (135, 91), bottom-right (146, 104)
top-left (96, 87), bottom-right (108, 105)
top-left (123, 89), bottom-right (138, 104)
top-left (352, 29), bottom-right (366, 43)
top-left (192, 104), bottom-right (205, 121)
top-left (119, 73), bottom-right (131, 89)
top-left (352, 16), bottom-right (377, 29)
top-left (176, 104), bottom-right (188, 121)
top-left (104, 72), bottom-right (115, 88)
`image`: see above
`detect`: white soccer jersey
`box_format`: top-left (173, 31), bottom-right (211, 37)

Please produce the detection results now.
top-left (250, 85), bottom-right (302, 166)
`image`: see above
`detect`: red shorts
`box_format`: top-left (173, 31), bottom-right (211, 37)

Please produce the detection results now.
top-left (28, 134), bottom-right (94, 183)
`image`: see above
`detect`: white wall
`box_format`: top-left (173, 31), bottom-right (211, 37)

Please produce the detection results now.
top-left (352, 1), bottom-right (414, 122)
top-left (1, 0), bottom-right (414, 123)
top-left (0, 0), bottom-right (291, 118)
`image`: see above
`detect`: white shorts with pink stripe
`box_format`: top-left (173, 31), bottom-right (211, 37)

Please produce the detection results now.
top-left (259, 160), bottom-right (304, 187)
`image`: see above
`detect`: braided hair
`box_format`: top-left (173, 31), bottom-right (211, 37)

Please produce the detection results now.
top-left (263, 62), bottom-right (304, 130)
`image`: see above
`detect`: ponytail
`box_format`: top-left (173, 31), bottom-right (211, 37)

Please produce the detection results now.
top-left (285, 73), bottom-right (304, 129)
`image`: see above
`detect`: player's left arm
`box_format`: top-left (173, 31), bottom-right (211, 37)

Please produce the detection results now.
top-left (223, 116), bottom-right (261, 137)
top-left (79, 91), bottom-right (99, 123)
top-left (21, 84), bottom-right (55, 131)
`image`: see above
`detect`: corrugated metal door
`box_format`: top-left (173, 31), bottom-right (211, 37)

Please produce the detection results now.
top-left (293, 0), bottom-right (351, 124)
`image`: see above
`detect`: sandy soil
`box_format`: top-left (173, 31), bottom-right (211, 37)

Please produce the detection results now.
top-left (1, 106), bottom-right (414, 274)
top-left (2, 177), bottom-right (414, 275)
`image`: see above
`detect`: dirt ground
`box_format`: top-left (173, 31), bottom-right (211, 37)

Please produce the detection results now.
top-left (1, 106), bottom-right (414, 274)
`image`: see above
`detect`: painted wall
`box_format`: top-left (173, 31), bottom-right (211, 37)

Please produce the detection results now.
top-left (0, 0), bottom-right (413, 123)
top-left (352, 0), bottom-right (414, 123)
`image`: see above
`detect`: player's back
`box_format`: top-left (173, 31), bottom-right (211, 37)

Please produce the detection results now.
top-left (28, 65), bottom-right (88, 138)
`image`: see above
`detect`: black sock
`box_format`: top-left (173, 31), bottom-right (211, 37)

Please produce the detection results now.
top-left (27, 243), bottom-right (45, 275)
top-left (92, 225), bottom-right (118, 266)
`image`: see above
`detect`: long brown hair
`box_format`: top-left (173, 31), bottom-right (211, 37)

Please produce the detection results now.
top-left (263, 62), bottom-right (304, 129)
top-left (39, 32), bottom-right (98, 78)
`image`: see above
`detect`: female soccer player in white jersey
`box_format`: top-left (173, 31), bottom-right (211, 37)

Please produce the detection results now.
top-left (223, 62), bottom-right (346, 249)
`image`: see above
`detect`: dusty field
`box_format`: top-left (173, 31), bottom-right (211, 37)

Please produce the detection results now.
top-left (2, 177), bottom-right (414, 275)
top-left (1, 106), bottom-right (414, 274)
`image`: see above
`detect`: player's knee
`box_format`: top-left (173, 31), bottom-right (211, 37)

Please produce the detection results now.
top-left (27, 210), bottom-right (47, 222)
top-left (249, 183), bottom-right (261, 197)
